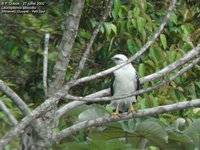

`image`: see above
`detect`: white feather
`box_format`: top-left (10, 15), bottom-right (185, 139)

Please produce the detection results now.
top-left (110, 54), bottom-right (138, 112)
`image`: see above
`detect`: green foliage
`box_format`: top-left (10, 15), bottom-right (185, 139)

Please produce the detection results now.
top-left (77, 104), bottom-right (109, 123)
top-left (0, 0), bottom-right (200, 149)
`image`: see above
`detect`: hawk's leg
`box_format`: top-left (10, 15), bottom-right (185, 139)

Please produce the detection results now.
top-left (128, 101), bottom-right (136, 113)
top-left (112, 103), bottom-right (120, 117)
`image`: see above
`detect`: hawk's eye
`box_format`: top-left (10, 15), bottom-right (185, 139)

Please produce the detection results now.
top-left (115, 58), bottom-right (120, 60)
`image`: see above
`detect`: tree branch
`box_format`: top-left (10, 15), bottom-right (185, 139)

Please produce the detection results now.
top-left (69, 0), bottom-right (113, 83)
top-left (0, 85), bottom-right (70, 147)
top-left (55, 45), bottom-right (200, 118)
top-left (72, 0), bottom-right (176, 86)
top-left (0, 0), bottom-right (177, 146)
top-left (41, 0), bottom-right (85, 144)
top-left (43, 33), bottom-right (50, 97)
top-left (53, 99), bottom-right (200, 143)
top-left (0, 100), bottom-right (18, 126)
top-left (140, 44), bottom-right (200, 84)
top-left (56, 89), bottom-right (111, 119)
top-left (49, 0), bottom-right (85, 93)
top-left (0, 80), bottom-right (31, 115)
top-left (63, 56), bottom-right (200, 102)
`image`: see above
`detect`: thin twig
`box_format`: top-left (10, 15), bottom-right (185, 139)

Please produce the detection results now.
top-left (0, 85), bottom-right (71, 147)
top-left (0, 80), bottom-right (31, 115)
top-left (69, 0), bottom-right (113, 83)
top-left (43, 33), bottom-right (50, 97)
top-left (0, 100), bottom-right (18, 126)
top-left (0, 81), bottom-right (48, 142)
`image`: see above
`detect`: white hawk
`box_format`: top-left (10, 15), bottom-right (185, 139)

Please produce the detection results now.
top-left (110, 54), bottom-right (139, 116)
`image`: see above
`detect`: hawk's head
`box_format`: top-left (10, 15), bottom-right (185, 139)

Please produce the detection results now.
top-left (111, 54), bottom-right (128, 65)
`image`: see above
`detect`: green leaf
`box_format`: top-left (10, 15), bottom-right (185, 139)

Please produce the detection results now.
top-left (89, 123), bottom-right (125, 140)
top-left (195, 82), bottom-right (200, 88)
top-left (104, 22), bottom-right (112, 35)
top-left (131, 19), bottom-right (137, 28)
top-left (145, 60), bottom-right (155, 68)
top-left (77, 105), bottom-right (109, 122)
top-left (112, 0), bottom-right (121, 19)
top-left (104, 23), bottom-right (117, 35)
top-left (88, 139), bottom-right (128, 150)
top-left (59, 142), bottom-right (89, 150)
top-left (149, 46), bottom-right (159, 66)
top-left (133, 7), bottom-right (140, 17)
top-left (138, 63), bottom-right (145, 77)
top-left (168, 131), bottom-right (193, 144)
top-left (137, 17), bottom-right (146, 33)
top-left (134, 120), bottom-right (168, 143)
top-left (120, 119), bottom-right (136, 133)
top-left (110, 24), bottom-right (117, 35)
top-left (170, 12), bottom-right (178, 25)
top-left (184, 119), bottom-right (200, 147)
top-left (181, 25), bottom-right (189, 34)
top-left (127, 39), bottom-right (138, 54)
top-left (168, 50), bottom-right (176, 63)
top-left (160, 34), bottom-right (167, 49)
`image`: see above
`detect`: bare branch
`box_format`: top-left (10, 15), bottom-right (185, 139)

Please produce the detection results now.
top-left (49, 0), bottom-right (85, 93)
top-left (140, 44), bottom-right (200, 84)
top-left (53, 98), bottom-right (200, 142)
top-left (72, 0), bottom-right (176, 86)
top-left (0, 81), bottom-right (52, 145)
top-left (0, 0), bottom-right (177, 146)
top-left (0, 100), bottom-right (18, 126)
top-left (62, 43), bottom-right (200, 101)
top-left (56, 89), bottom-right (110, 119)
top-left (69, 0), bottom-right (113, 83)
top-left (64, 56), bottom-right (200, 102)
top-left (43, 33), bottom-right (50, 97)
top-left (56, 44), bottom-right (200, 117)
top-left (0, 85), bottom-right (70, 147)
top-left (0, 80), bottom-right (31, 115)
top-left (44, 0), bottom-right (86, 142)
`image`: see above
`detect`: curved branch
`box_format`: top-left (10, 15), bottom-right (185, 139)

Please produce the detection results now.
top-left (72, 0), bottom-right (176, 86)
top-left (53, 99), bottom-right (200, 143)
top-left (0, 100), bottom-right (18, 126)
top-left (0, 80), bottom-right (54, 145)
top-left (0, 80), bottom-right (31, 115)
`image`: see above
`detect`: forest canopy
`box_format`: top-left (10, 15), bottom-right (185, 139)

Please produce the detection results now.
top-left (0, 0), bottom-right (200, 149)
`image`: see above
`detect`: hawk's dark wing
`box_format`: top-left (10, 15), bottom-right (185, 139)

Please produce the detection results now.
top-left (135, 73), bottom-right (140, 100)
top-left (110, 73), bottom-right (115, 96)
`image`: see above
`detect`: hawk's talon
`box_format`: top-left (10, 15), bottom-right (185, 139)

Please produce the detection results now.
top-left (128, 108), bottom-right (137, 113)
top-left (128, 102), bottom-right (137, 114)
top-left (112, 112), bottom-right (120, 118)
top-left (112, 104), bottom-right (120, 117)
